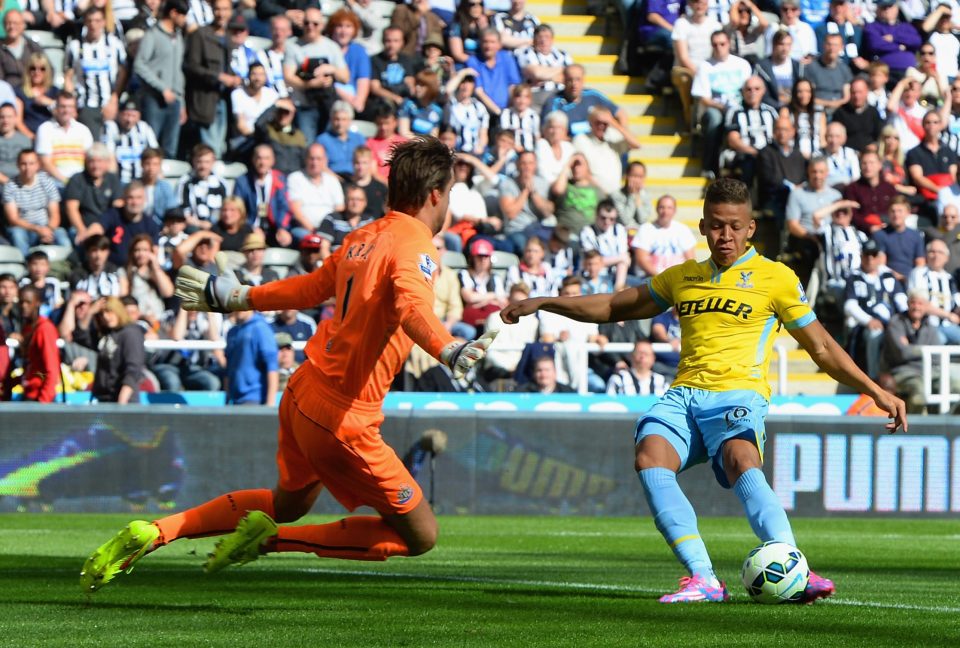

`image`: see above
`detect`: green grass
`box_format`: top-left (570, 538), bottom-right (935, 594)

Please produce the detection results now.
top-left (2, 514), bottom-right (959, 646)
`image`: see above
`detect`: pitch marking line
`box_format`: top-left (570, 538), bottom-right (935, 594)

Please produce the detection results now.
top-left (301, 568), bottom-right (960, 614)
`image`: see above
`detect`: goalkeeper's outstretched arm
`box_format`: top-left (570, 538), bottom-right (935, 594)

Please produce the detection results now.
top-left (175, 251), bottom-right (341, 313)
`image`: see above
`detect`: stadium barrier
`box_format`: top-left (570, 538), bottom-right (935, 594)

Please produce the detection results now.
top-left (6, 339), bottom-right (792, 396)
top-left (921, 345), bottom-right (960, 413)
top-left (1, 405), bottom-right (956, 518)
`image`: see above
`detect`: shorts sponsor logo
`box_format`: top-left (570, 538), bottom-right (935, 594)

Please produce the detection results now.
top-left (397, 484), bottom-right (414, 505)
top-left (725, 406), bottom-right (749, 429)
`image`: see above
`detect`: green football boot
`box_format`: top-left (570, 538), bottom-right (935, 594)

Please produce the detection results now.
top-left (80, 520), bottom-right (160, 593)
top-left (204, 511), bottom-right (278, 574)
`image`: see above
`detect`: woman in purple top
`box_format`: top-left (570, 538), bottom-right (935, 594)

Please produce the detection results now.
top-left (637, 0), bottom-right (683, 50)
top-left (862, 0), bottom-right (922, 85)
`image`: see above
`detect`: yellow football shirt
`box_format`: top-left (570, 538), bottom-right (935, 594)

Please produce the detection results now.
top-left (649, 246), bottom-right (816, 400)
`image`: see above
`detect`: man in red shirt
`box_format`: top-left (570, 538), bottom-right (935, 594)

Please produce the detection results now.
top-left (15, 285), bottom-right (60, 402)
top-left (81, 137), bottom-right (497, 592)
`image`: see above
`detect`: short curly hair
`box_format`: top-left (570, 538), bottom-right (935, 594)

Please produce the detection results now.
top-left (704, 177), bottom-right (752, 211)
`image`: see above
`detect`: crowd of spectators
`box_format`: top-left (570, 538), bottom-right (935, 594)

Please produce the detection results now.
top-left (0, 0), bottom-right (685, 403)
top-left (0, 0), bottom-right (957, 411)
top-left (630, 0), bottom-right (960, 410)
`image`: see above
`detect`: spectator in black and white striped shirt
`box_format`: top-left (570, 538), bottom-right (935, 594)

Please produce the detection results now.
top-left (64, 6), bottom-right (128, 138)
top-left (175, 143), bottom-right (227, 230)
top-left (443, 70), bottom-right (489, 155)
top-left (102, 100), bottom-right (159, 185)
top-left (499, 83), bottom-right (540, 152)
top-left (820, 121), bottom-right (861, 190)
top-left (265, 15), bottom-right (292, 98)
top-left (908, 238), bottom-right (960, 344)
top-left (819, 204), bottom-right (866, 307)
top-left (514, 24), bottom-right (572, 110)
top-left (492, 0), bottom-right (540, 51)
top-left (605, 341), bottom-right (670, 396)
top-left (724, 76), bottom-right (777, 187)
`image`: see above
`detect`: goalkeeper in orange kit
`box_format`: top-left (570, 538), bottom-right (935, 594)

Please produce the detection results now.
top-left (80, 138), bottom-right (498, 592)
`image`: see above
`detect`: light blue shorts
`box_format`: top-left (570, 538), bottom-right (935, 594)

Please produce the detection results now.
top-left (634, 386), bottom-right (769, 488)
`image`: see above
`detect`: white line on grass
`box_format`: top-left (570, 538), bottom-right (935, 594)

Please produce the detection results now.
top-left (300, 567), bottom-right (960, 613)
top-left (498, 530), bottom-right (960, 542)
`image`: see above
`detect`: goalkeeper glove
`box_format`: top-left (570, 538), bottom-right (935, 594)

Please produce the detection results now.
top-left (175, 251), bottom-right (251, 313)
top-left (440, 329), bottom-right (498, 379)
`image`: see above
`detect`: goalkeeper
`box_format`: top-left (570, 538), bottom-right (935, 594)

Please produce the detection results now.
top-left (81, 138), bottom-right (497, 592)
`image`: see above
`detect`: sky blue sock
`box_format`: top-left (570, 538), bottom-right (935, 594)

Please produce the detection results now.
top-left (638, 467), bottom-right (714, 579)
top-left (734, 468), bottom-right (796, 546)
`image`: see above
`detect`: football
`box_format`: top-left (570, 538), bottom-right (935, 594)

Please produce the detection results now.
top-left (741, 541), bottom-right (810, 604)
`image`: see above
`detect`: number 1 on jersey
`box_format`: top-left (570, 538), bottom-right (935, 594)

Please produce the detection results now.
top-left (341, 275), bottom-right (354, 320)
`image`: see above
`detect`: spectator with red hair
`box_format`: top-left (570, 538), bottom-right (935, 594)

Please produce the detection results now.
top-left (325, 8), bottom-right (371, 115)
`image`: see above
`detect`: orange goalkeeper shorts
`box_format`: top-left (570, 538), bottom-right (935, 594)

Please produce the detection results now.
top-left (275, 361), bottom-right (422, 515)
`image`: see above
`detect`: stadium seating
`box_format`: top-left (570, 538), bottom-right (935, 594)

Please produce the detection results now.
top-left (0, 263), bottom-right (25, 279)
top-left (350, 120), bottom-right (377, 138)
top-left (44, 47), bottom-right (64, 87)
top-left (244, 36), bottom-right (271, 52)
top-left (0, 244), bottom-right (26, 279)
top-left (442, 251), bottom-right (468, 271)
top-left (492, 251), bottom-right (520, 278)
top-left (263, 247), bottom-right (299, 279)
top-left (28, 245), bottom-right (73, 264)
top-left (215, 161), bottom-right (249, 180)
top-left (162, 159), bottom-right (192, 183)
top-left (25, 30), bottom-right (63, 48)
top-left (220, 250), bottom-right (245, 271)
top-left (0, 245), bottom-right (25, 265)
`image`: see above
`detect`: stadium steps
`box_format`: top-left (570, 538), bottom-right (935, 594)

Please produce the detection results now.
top-left (577, 54), bottom-right (620, 77)
top-left (555, 35), bottom-right (620, 56)
top-left (628, 115), bottom-right (679, 136)
top-left (635, 135), bottom-right (694, 158)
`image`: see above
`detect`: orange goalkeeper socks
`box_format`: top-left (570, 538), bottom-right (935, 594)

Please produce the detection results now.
top-left (153, 489), bottom-right (275, 546)
top-left (269, 516), bottom-right (409, 561)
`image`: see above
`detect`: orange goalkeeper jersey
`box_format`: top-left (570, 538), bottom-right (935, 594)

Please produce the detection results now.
top-left (248, 211), bottom-right (455, 408)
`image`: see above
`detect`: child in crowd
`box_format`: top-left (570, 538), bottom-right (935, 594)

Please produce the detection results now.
top-left (500, 83), bottom-right (540, 152)
top-left (157, 208), bottom-right (190, 272)
top-left (444, 70), bottom-right (490, 155)
top-left (867, 62), bottom-right (889, 120)
top-left (19, 250), bottom-right (63, 319)
top-left (366, 104), bottom-right (407, 183)
top-left (580, 249), bottom-right (616, 295)
top-left (69, 235), bottom-right (127, 299)
top-left (399, 69), bottom-right (443, 137)
top-left (351, 146), bottom-right (388, 218)
top-left (484, 128), bottom-right (521, 179)
top-left (506, 236), bottom-right (558, 297)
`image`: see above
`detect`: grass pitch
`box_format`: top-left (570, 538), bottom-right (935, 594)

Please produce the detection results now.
top-left (1, 514), bottom-right (958, 647)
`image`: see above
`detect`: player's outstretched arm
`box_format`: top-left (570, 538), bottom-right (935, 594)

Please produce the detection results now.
top-left (176, 251), bottom-right (339, 313)
top-left (500, 284), bottom-right (664, 325)
top-left (790, 319), bottom-right (908, 433)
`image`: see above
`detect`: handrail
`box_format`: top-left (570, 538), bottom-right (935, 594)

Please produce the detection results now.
top-left (6, 338), bottom-right (791, 395)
